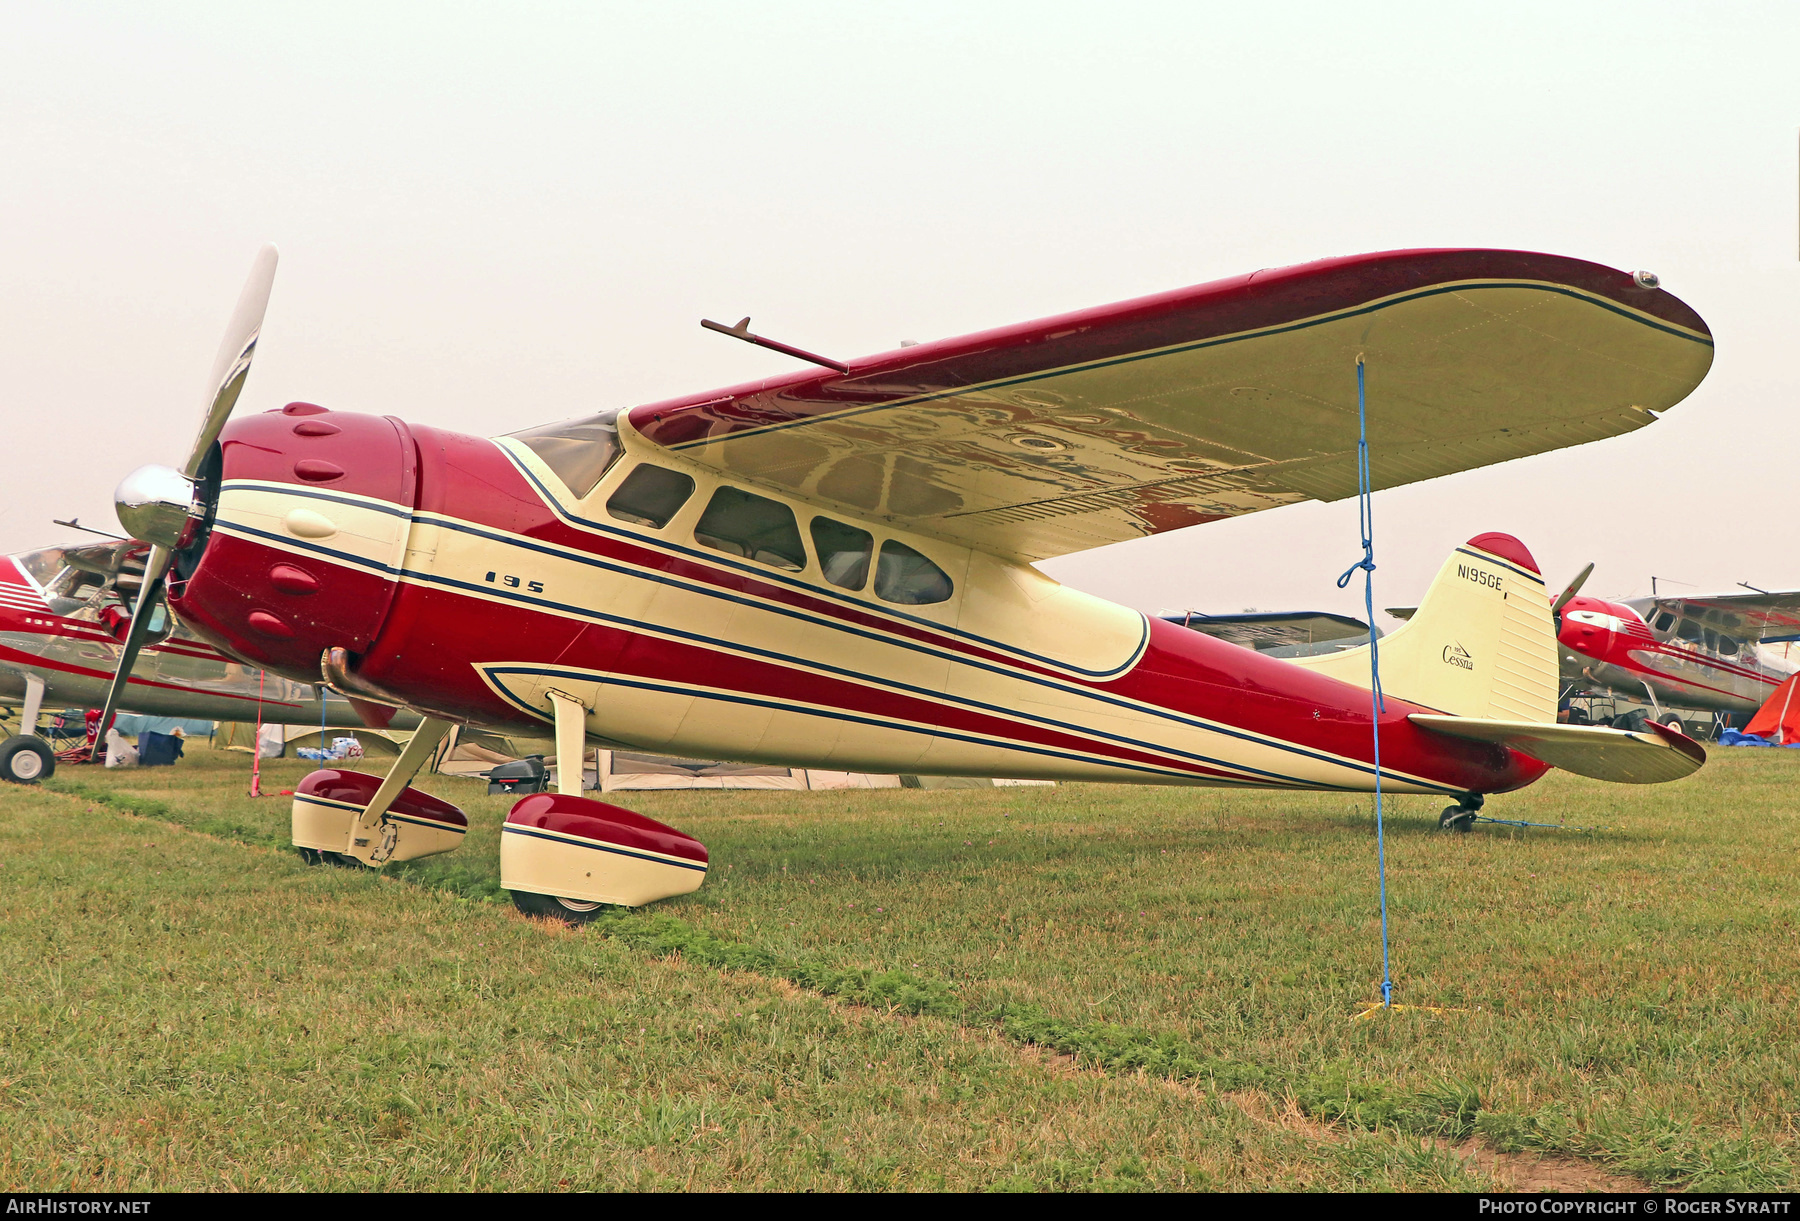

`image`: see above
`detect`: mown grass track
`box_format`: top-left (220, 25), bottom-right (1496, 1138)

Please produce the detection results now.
top-left (10, 749), bottom-right (1800, 1189)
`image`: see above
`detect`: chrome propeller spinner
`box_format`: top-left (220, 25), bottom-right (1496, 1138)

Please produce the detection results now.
top-left (113, 464), bottom-right (204, 551)
top-left (91, 244), bottom-right (279, 757)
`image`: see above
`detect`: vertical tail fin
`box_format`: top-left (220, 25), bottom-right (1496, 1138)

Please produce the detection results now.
top-left (1292, 533), bottom-right (1558, 722)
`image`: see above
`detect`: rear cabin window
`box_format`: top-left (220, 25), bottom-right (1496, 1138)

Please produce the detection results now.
top-left (508, 411), bottom-right (623, 498)
top-left (694, 487), bottom-right (807, 571)
top-left (874, 540), bottom-right (953, 605)
top-left (810, 516), bottom-right (873, 591)
top-left (605, 464), bottom-right (695, 529)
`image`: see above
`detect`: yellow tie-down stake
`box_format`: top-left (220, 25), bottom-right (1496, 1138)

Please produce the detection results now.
top-left (1350, 1001), bottom-right (1470, 1022)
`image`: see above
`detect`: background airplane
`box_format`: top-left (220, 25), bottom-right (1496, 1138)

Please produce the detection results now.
top-left (0, 536), bottom-right (413, 782)
top-left (1391, 570), bottom-right (1800, 725)
top-left (86, 244), bottom-right (1716, 919)
top-left (1159, 611), bottom-right (1377, 659)
top-left (1555, 581), bottom-right (1800, 722)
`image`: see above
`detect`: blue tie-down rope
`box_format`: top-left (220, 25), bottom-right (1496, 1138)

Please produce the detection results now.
top-left (1336, 357), bottom-right (1393, 1010)
top-left (1471, 815), bottom-right (1608, 833)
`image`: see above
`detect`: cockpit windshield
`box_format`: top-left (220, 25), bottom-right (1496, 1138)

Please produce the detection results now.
top-left (15, 547), bottom-right (65, 588)
top-left (507, 410), bottom-right (623, 498)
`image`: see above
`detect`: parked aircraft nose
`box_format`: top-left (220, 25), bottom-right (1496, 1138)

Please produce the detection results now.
top-left (1557, 599), bottom-right (1631, 659)
top-left (165, 403), bottom-right (419, 685)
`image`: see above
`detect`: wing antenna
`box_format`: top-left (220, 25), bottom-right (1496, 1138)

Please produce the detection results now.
top-left (701, 316), bottom-right (849, 373)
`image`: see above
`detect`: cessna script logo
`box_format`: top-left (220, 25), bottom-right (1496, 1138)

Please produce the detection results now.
top-left (1443, 642), bottom-right (1474, 671)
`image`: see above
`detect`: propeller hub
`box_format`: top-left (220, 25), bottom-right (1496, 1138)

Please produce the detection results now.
top-left (114, 464), bottom-right (202, 550)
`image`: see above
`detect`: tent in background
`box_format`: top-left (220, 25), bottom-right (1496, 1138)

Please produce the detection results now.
top-left (114, 714), bottom-right (215, 739)
top-left (1745, 673), bottom-right (1800, 745)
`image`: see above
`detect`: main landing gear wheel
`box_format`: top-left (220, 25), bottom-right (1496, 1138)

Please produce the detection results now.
top-left (511, 890), bottom-right (610, 926)
top-left (0, 736), bottom-right (55, 785)
top-left (296, 847), bottom-right (371, 869)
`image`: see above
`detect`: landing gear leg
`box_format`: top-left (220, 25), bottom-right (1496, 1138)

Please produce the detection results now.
top-left (1438, 792), bottom-right (1484, 833)
top-left (340, 716), bottom-right (456, 865)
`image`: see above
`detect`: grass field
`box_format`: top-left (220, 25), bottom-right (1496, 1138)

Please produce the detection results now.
top-left (4, 746), bottom-right (1799, 1190)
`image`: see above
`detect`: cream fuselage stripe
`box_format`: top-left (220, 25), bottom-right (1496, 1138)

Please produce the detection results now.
top-left (218, 483), bottom-right (1462, 793)
top-left (476, 663), bottom-right (1267, 787)
top-left (226, 473), bottom-right (1149, 682)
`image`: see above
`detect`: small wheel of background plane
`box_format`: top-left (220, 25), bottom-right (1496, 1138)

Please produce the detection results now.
top-left (511, 889), bottom-right (610, 925)
top-left (1438, 805), bottom-right (1475, 833)
top-left (0, 735), bottom-right (55, 785)
top-left (297, 847), bottom-right (326, 866)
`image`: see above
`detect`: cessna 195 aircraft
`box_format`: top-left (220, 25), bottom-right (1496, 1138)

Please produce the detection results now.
top-left (82, 244), bottom-right (1716, 920)
top-left (0, 536), bottom-right (412, 782)
top-left (1387, 569), bottom-right (1800, 723)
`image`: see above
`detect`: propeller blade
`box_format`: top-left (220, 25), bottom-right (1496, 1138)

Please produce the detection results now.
top-left (96, 243), bottom-right (279, 759)
top-left (183, 243), bottom-right (279, 479)
top-left (87, 545), bottom-right (171, 760)
top-left (1551, 562), bottom-right (1596, 614)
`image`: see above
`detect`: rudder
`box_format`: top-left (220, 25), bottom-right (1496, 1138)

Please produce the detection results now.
top-left (1292, 533), bottom-right (1557, 722)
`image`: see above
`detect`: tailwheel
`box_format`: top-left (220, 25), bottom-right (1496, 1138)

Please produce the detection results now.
top-left (1438, 806), bottom-right (1477, 833)
top-left (511, 890), bottom-right (611, 926)
top-left (1438, 792), bottom-right (1483, 833)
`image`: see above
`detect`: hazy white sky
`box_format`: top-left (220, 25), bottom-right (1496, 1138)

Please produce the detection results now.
top-left (3, 1), bottom-right (1796, 625)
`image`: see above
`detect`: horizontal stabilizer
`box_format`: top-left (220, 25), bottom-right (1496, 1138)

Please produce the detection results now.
top-left (1409, 714), bottom-right (1704, 785)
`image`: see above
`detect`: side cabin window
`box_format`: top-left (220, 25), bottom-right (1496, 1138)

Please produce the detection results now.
top-left (694, 487), bottom-right (807, 572)
top-left (810, 516), bottom-right (873, 591)
top-left (606, 464), bottom-right (695, 529)
top-left (874, 540), bottom-right (953, 605)
top-left (1653, 611), bottom-right (1675, 633)
top-left (508, 411), bottom-right (622, 498)
top-left (1675, 618), bottom-right (1705, 644)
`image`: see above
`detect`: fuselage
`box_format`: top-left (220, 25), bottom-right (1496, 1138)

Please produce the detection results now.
top-left (1557, 594), bottom-right (1792, 715)
top-left (163, 403), bottom-right (1550, 798)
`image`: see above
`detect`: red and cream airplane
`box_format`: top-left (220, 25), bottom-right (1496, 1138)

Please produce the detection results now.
top-left (0, 537), bottom-right (408, 782)
top-left (1553, 576), bottom-right (1800, 720)
top-left (86, 245), bottom-right (1716, 919)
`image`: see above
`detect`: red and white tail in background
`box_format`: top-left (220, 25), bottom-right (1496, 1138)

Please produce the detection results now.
top-left (1297, 533), bottom-right (1704, 784)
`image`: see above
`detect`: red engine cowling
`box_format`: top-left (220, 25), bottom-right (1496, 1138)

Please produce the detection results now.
top-left (168, 402), bottom-right (419, 681)
top-left (1557, 594), bottom-right (1651, 664)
